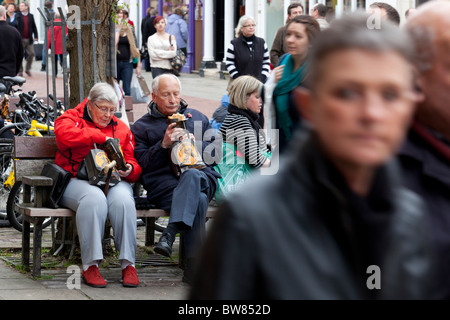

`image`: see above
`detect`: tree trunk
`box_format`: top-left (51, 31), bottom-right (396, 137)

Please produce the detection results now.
top-left (66, 0), bottom-right (117, 108)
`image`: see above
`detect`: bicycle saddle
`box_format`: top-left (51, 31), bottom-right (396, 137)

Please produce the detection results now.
top-left (2, 76), bottom-right (26, 85)
top-left (0, 83), bottom-right (6, 93)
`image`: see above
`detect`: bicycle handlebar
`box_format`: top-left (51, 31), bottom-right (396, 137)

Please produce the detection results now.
top-left (0, 122), bottom-right (31, 137)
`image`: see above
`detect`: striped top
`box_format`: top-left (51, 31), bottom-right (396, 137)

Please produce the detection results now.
top-left (219, 113), bottom-right (269, 168)
top-left (225, 35), bottom-right (270, 82)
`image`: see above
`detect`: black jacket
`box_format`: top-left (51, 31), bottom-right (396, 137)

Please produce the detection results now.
top-left (0, 21), bottom-right (24, 78)
top-left (226, 35), bottom-right (270, 83)
top-left (190, 131), bottom-right (435, 299)
top-left (399, 124), bottom-right (450, 299)
top-left (131, 100), bottom-right (221, 201)
top-left (18, 12), bottom-right (38, 42)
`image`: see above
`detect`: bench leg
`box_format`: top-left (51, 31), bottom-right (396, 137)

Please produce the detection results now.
top-left (145, 217), bottom-right (156, 247)
top-left (22, 217), bottom-right (31, 272)
top-left (32, 218), bottom-right (44, 278)
top-left (179, 232), bottom-right (185, 270)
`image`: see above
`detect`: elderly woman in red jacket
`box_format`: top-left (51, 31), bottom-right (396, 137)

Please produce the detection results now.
top-left (54, 82), bottom-right (141, 289)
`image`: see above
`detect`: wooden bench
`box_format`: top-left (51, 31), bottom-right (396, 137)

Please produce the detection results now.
top-left (14, 136), bottom-right (218, 278)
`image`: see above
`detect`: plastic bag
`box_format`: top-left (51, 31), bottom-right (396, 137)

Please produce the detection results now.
top-left (130, 75), bottom-right (150, 104)
top-left (213, 143), bottom-right (254, 204)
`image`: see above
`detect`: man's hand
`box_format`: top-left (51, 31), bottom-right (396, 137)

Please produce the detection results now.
top-left (162, 123), bottom-right (193, 148)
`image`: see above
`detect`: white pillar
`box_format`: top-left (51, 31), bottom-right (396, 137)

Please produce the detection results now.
top-left (351, 0), bottom-right (357, 11)
top-left (223, 0), bottom-right (235, 63)
top-left (336, 0), bottom-right (344, 18)
top-left (246, 0), bottom-right (256, 17)
top-left (257, 0), bottom-right (267, 40)
top-left (202, 0), bottom-right (215, 68)
top-left (309, 0), bottom-right (316, 14)
top-left (284, 0), bottom-right (291, 23)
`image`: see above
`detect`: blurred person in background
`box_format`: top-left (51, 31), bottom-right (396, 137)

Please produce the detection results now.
top-left (190, 14), bottom-right (433, 300)
top-left (400, 0), bottom-right (450, 300)
top-left (265, 15), bottom-right (320, 153)
top-left (18, 1), bottom-right (38, 77)
top-left (0, 5), bottom-right (23, 80)
top-left (369, 2), bottom-right (401, 25)
top-left (270, 2), bottom-right (304, 67)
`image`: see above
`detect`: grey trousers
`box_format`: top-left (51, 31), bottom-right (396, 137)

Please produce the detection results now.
top-left (60, 178), bottom-right (137, 265)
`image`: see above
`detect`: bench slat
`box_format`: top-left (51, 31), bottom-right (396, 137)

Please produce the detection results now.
top-left (14, 136), bottom-right (58, 159)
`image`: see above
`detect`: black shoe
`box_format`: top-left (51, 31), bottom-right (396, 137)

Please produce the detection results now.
top-left (40, 66), bottom-right (46, 72)
top-left (154, 232), bottom-right (174, 257)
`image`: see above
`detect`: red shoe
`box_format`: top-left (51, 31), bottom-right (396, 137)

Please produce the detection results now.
top-left (122, 265), bottom-right (139, 287)
top-left (82, 265), bottom-right (107, 288)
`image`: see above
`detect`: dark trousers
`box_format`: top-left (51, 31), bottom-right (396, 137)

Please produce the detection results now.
top-left (116, 60), bottom-right (133, 96)
top-left (151, 67), bottom-right (174, 79)
top-left (152, 169), bottom-right (212, 258)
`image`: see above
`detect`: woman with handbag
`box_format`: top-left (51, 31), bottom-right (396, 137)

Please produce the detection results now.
top-left (54, 83), bottom-right (142, 288)
top-left (147, 15), bottom-right (177, 79)
top-left (115, 16), bottom-right (141, 96)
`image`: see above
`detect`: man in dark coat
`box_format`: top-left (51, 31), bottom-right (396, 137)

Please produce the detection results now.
top-left (0, 6), bottom-right (24, 80)
top-left (18, 1), bottom-right (38, 77)
top-left (131, 74), bottom-right (221, 284)
top-left (400, 1), bottom-right (450, 300)
top-left (141, 8), bottom-right (157, 72)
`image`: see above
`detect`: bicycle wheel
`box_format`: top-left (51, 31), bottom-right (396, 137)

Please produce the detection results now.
top-left (0, 139), bottom-right (14, 227)
top-left (6, 181), bottom-right (52, 232)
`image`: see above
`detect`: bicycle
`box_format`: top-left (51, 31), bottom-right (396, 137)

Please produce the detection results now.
top-left (0, 89), bottom-right (62, 232)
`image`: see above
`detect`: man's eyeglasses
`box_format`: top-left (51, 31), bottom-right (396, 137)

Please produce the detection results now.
top-left (243, 24), bottom-right (256, 28)
top-left (95, 103), bottom-right (115, 115)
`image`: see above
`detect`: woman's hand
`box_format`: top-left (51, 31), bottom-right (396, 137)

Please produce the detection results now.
top-left (274, 65), bottom-right (284, 83)
top-left (117, 163), bottom-right (133, 178)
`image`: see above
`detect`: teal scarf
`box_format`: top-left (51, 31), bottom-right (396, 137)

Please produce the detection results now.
top-left (273, 54), bottom-right (308, 142)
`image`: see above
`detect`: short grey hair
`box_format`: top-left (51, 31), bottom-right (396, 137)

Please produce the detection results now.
top-left (235, 15), bottom-right (255, 38)
top-left (87, 83), bottom-right (119, 109)
top-left (152, 73), bottom-right (182, 94)
top-left (308, 12), bottom-right (415, 88)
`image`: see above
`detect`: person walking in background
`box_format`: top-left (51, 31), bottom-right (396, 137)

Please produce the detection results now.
top-left (115, 13), bottom-right (141, 96)
top-left (369, 2), bottom-right (400, 25)
top-left (225, 15), bottom-right (270, 84)
top-left (0, 5), bottom-right (23, 80)
top-left (141, 7), bottom-right (157, 72)
top-left (5, 3), bottom-right (22, 31)
top-left (147, 16), bottom-right (177, 78)
top-left (41, 0), bottom-right (54, 72)
top-left (266, 15), bottom-right (320, 153)
top-left (270, 2), bottom-right (304, 67)
top-left (47, 12), bottom-right (67, 77)
top-left (165, 7), bottom-right (188, 57)
top-left (400, 0), bottom-right (450, 299)
top-left (18, 1), bottom-right (38, 77)
top-left (311, 3), bottom-right (329, 30)
top-left (190, 13), bottom-right (432, 300)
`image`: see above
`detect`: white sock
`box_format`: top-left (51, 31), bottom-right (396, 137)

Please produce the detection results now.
top-left (121, 259), bottom-right (135, 270)
top-left (83, 261), bottom-right (98, 271)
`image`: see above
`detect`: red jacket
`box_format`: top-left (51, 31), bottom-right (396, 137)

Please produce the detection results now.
top-left (48, 18), bottom-right (67, 55)
top-left (54, 98), bottom-right (141, 183)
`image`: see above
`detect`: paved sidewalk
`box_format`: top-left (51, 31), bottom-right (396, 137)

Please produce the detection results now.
top-left (0, 60), bottom-right (228, 300)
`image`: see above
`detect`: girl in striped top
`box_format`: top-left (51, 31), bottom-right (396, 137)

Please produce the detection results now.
top-left (219, 76), bottom-right (270, 169)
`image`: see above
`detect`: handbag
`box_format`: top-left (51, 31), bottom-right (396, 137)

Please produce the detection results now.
top-left (40, 163), bottom-right (73, 209)
top-left (169, 35), bottom-right (186, 72)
